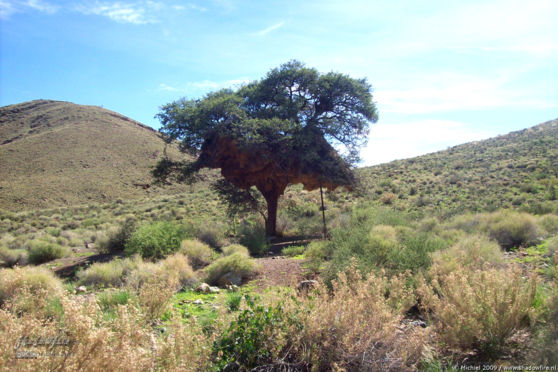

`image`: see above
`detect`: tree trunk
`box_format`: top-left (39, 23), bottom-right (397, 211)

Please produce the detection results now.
top-left (264, 192), bottom-right (278, 237)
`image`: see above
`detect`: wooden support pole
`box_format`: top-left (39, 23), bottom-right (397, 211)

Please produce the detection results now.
top-left (320, 184), bottom-right (328, 239)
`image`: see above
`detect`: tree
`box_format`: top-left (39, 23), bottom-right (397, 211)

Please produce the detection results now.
top-left (154, 60), bottom-right (378, 236)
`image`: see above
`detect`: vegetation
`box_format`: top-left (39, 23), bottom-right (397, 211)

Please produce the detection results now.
top-left (204, 252), bottom-right (259, 286)
top-left (1, 101), bottom-right (557, 369)
top-left (0, 100), bottom-right (191, 211)
top-left (154, 60), bottom-right (378, 236)
top-left (180, 239), bottom-right (215, 269)
top-left (124, 221), bottom-right (192, 259)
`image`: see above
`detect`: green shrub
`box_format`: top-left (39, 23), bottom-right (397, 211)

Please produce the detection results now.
top-left (27, 240), bottom-right (66, 264)
top-left (449, 211), bottom-right (543, 250)
top-left (97, 217), bottom-right (136, 254)
top-left (536, 282), bottom-right (558, 365)
top-left (221, 244), bottom-right (250, 257)
top-left (204, 253), bottom-right (258, 286)
top-left (351, 204), bottom-right (409, 227)
top-left (212, 296), bottom-right (295, 370)
top-left (225, 292), bottom-right (243, 312)
top-left (124, 221), bottom-right (191, 259)
top-left (304, 241), bottom-right (330, 261)
top-left (195, 224), bottom-right (226, 248)
top-left (540, 214), bottom-right (558, 235)
top-left (77, 256), bottom-right (142, 288)
top-left (238, 221), bottom-right (269, 256)
top-left (97, 289), bottom-right (132, 312)
top-left (180, 239), bottom-right (215, 269)
top-left (484, 211), bottom-right (541, 250)
top-left (323, 218), bottom-right (446, 283)
top-left (282, 245), bottom-right (305, 257)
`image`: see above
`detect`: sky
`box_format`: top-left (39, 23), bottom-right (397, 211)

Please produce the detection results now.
top-left (1, 0), bottom-right (557, 166)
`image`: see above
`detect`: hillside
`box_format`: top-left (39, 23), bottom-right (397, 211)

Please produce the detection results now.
top-left (0, 100), bottom-right (194, 211)
top-left (358, 118), bottom-right (558, 216)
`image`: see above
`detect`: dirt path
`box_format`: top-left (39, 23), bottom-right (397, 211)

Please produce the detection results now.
top-left (251, 257), bottom-right (311, 289)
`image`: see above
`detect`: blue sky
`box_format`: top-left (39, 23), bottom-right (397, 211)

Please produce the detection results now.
top-left (1, 0), bottom-right (557, 166)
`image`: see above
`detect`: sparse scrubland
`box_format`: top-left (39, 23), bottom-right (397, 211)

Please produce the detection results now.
top-left (1, 119), bottom-right (558, 370)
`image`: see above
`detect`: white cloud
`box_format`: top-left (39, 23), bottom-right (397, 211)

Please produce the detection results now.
top-left (184, 3), bottom-right (206, 12)
top-left (157, 83), bottom-right (181, 92)
top-left (77, 1), bottom-right (159, 24)
top-left (361, 120), bottom-right (496, 166)
top-left (393, 0), bottom-right (558, 55)
top-left (0, 0), bottom-right (57, 18)
top-left (25, 0), bottom-right (57, 13)
top-left (157, 78), bottom-right (251, 94)
top-left (0, 0), bottom-right (16, 18)
top-left (375, 73), bottom-right (558, 115)
top-left (252, 21), bottom-right (284, 36)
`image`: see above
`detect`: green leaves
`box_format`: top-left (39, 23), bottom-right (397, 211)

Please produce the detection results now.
top-left (212, 295), bottom-right (297, 371)
top-left (157, 60), bottom-right (377, 166)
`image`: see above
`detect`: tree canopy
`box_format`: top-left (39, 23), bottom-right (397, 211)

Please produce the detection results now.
top-left (154, 60), bottom-right (378, 236)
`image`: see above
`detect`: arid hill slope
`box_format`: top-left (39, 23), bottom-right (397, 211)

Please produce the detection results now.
top-left (0, 100), bottom-right (189, 210)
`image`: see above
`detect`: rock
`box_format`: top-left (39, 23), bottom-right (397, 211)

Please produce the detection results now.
top-left (195, 283), bottom-right (210, 293)
top-left (226, 284), bottom-right (239, 292)
top-left (193, 299), bottom-right (204, 305)
top-left (297, 280), bottom-right (318, 292)
top-left (409, 320), bottom-right (427, 328)
top-left (75, 286), bottom-right (87, 294)
top-left (209, 286), bottom-right (220, 294)
top-left (217, 272), bottom-right (242, 287)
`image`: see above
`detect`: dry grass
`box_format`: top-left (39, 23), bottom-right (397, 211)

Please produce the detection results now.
top-left (204, 252), bottom-right (259, 286)
top-left (430, 234), bottom-right (504, 277)
top-left (0, 293), bottom-right (214, 371)
top-left (279, 266), bottom-right (427, 371)
top-left (0, 266), bottom-right (63, 314)
top-left (221, 244), bottom-right (250, 257)
top-left (179, 239), bottom-right (215, 269)
top-left (0, 100), bottom-right (191, 211)
top-left (419, 264), bottom-right (537, 355)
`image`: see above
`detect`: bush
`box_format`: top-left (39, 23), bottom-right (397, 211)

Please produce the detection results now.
top-left (539, 214), bottom-right (558, 235)
top-left (484, 211), bottom-right (542, 250)
top-left (125, 254), bottom-right (197, 291)
top-left (379, 192), bottom-right (397, 205)
top-left (77, 256), bottom-right (142, 288)
top-left (125, 221), bottom-right (191, 259)
top-left (430, 235), bottom-right (504, 277)
top-left (282, 245), bottom-right (305, 257)
top-left (221, 244), bottom-right (250, 257)
top-left (195, 224), bottom-right (226, 248)
top-left (0, 247), bottom-right (27, 267)
top-left (536, 281), bottom-right (558, 365)
top-left (159, 253), bottom-right (197, 289)
top-left (180, 239), bottom-right (215, 269)
top-left (204, 253), bottom-right (258, 286)
top-left (213, 296), bottom-right (296, 370)
top-left (27, 240), bottom-right (66, 264)
top-left (323, 219), bottom-right (446, 283)
top-left (238, 221), bottom-right (269, 256)
top-left (0, 266), bottom-right (63, 312)
top-left (97, 217), bottom-right (136, 254)
top-left (292, 267), bottom-right (425, 371)
top-left (97, 289), bottom-right (132, 313)
top-left (449, 211), bottom-right (543, 250)
top-left (419, 265), bottom-right (537, 355)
